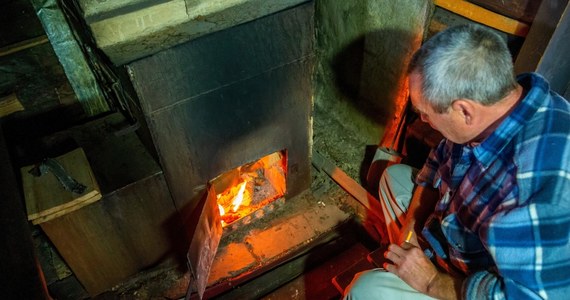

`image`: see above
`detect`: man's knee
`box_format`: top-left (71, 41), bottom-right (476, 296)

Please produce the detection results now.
top-left (382, 164), bottom-right (415, 185)
top-left (344, 269), bottom-right (384, 299)
top-left (380, 164), bottom-right (417, 198)
top-left (344, 269), bottom-right (434, 299)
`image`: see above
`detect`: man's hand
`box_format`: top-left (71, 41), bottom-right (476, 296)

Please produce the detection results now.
top-left (384, 243), bottom-right (438, 294)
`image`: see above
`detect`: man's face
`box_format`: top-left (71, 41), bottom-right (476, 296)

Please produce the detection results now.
top-left (409, 72), bottom-right (471, 144)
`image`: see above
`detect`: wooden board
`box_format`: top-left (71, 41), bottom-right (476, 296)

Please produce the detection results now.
top-left (311, 151), bottom-right (384, 222)
top-left (0, 93), bottom-right (25, 117)
top-left (29, 114), bottom-right (181, 296)
top-left (515, 0), bottom-right (570, 86)
top-left (40, 173), bottom-right (179, 296)
top-left (312, 150), bottom-right (389, 245)
top-left (0, 35), bottom-right (49, 57)
top-left (468, 0), bottom-right (541, 24)
top-left (21, 147), bottom-right (101, 224)
top-left (434, 0), bottom-right (530, 37)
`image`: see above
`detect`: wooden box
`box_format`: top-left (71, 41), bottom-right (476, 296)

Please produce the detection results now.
top-left (21, 115), bottom-right (180, 296)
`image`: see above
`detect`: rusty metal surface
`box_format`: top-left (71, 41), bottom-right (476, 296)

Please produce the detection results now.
top-left (187, 187), bottom-right (223, 299)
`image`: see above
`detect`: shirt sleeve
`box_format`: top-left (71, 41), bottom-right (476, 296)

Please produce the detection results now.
top-left (464, 180), bottom-right (570, 299)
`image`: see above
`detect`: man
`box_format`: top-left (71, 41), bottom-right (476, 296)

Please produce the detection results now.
top-left (344, 24), bottom-right (570, 299)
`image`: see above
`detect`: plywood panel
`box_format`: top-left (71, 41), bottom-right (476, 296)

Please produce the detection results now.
top-left (21, 148), bottom-right (102, 224)
top-left (40, 174), bottom-right (179, 296)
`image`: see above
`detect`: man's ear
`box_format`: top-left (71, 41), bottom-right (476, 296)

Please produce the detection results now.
top-left (451, 99), bottom-right (475, 125)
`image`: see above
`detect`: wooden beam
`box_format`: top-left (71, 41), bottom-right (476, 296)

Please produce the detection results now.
top-left (515, 0), bottom-right (569, 75)
top-left (434, 0), bottom-right (530, 37)
top-left (536, 2), bottom-right (570, 95)
top-left (468, 0), bottom-right (541, 24)
top-left (0, 35), bottom-right (49, 57)
top-left (312, 151), bottom-right (385, 224)
top-left (0, 93), bottom-right (25, 118)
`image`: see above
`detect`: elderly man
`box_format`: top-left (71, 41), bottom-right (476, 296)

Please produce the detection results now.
top-left (344, 24), bottom-right (570, 299)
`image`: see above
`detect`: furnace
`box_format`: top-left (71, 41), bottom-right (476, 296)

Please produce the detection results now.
top-left (122, 2), bottom-right (316, 299)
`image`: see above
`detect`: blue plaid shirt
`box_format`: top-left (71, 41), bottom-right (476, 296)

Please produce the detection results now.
top-left (416, 73), bottom-right (570, 299)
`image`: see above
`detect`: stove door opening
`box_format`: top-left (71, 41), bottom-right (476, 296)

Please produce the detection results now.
top-left (209, 150), bottom-right (287, 227)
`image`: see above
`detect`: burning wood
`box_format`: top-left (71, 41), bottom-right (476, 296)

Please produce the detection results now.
top-left (212, 151), bottom-right (286, 227)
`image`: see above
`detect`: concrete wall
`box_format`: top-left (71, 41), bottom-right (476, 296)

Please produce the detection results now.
top-left (313, 0), bottom-right (431, 179)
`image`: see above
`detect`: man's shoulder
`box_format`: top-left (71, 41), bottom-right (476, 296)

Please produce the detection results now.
top-left (519, 89), bottom-right (570, 141)
top-left (513, 88), bottom-right (570, 204)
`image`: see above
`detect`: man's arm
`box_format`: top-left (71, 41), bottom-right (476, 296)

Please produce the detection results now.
top-left (398, 184), bottom-right (439, 245)
top-left (384, 181), bottom-right (466, 299)
top-left (385, 245), bottom-right (464, 300)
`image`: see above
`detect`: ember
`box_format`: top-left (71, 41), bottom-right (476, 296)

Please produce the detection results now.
top-left (211, 151), bottom-right (287, 226)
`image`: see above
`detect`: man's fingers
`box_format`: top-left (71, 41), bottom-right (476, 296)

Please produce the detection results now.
top-left (388, 244), bottom-right (408, 257)
top-left (384, 249), bottom-right (400, 265)
top-left (383, 262), bottom-right (397, 275)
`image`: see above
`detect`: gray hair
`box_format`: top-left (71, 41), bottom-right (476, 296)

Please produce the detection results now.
top-left (408, 24), bottom-right (517, 113)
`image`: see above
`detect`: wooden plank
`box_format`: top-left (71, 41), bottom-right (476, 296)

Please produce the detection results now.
top-left (312, 150), bottom-right (389, 245)
top-left (29, 192), bottom-right (100, 225)
top-left (0, 35), bottom-right (49, 57)
top-left (532, 2), bottom-right (570, 95)
top-left (468, 0), bottom-right (541, 24)
top-left (0, 93), bottom-right (25, 117)
top-left (514, 0), bottom-right (568, 74)
top-left (40, 173), bottom-right (179, 296)
top-left (434, 0), bottom-right (530, 37)
top-left (21, 148), bottom-right (102, 224)
top-left (312, 151), bottom-right (384, 222)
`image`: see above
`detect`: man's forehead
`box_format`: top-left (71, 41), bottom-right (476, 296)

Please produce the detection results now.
top-left (410, 91), bottom-right (427, 113)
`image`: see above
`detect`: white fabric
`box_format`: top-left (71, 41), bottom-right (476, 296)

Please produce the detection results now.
top-left (344, 268), bottom-right (436, 300)
top-left (344, 165), bottom-right (435, 299)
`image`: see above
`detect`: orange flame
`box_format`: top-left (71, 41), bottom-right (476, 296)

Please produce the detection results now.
top-left (232, 181), bottom-right (247, 212)
top-left (211, 151), bottom-right (287, 227)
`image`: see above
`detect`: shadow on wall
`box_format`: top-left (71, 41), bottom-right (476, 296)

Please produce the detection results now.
top-left (331, 28), bottom-right (417, 126)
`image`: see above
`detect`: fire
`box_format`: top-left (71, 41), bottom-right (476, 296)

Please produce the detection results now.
top-left (232, 181), bottom-right (247, 212)
top-left (211, 151), bottom-right (287, 227)
top-left (215, 180), bottom-right (253, 225)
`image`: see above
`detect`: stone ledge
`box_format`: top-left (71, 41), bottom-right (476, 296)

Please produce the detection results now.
top-left (77, 0), bottom-right (310, 65)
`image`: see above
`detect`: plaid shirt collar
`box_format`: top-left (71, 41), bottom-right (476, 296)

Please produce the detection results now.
top-left (473, 73), bottom-right (550, 168)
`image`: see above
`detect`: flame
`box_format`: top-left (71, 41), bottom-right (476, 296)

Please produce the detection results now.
top-left (211, 151), bottom-right (287, 227)
top-left (231, 181), bottom-right (247, 212)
